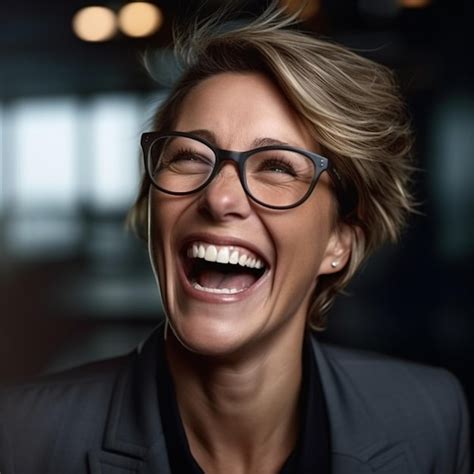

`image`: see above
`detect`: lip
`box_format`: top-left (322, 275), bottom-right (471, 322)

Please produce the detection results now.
top-left (177, 232), bottom-right (271, 304)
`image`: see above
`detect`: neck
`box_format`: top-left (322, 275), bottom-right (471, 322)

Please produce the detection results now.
top-left (165, 327), bottom-right (306, 474)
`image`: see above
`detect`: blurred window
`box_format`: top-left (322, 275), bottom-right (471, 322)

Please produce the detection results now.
top-left (10, 98), bottom-right (78, 213)
top-left (0, 93), bottom-right (153, 257)
top-left (0, 104), bottom-right (4, 216)
top-left (431, 94), bottom-right (474, 260)
top-left (86, 95), bottom-right (142, 212)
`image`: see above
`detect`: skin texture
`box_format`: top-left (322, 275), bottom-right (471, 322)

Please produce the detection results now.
top-left (148, 72), bottom-right (352, 473)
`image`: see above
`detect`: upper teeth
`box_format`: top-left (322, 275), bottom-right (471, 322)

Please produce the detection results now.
top-left (187, 243), bottom-right (265, 269)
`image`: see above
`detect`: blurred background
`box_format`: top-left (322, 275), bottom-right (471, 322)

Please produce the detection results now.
top-left (0, 0), bottom-right (473, 455)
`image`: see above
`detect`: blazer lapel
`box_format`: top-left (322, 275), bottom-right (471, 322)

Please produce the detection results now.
top-left (88, 327), bottom-right (418, 473)
top-left (311, 337), bottom-right (419, 474)
top-left (87, 326), bottom-right (171, 474)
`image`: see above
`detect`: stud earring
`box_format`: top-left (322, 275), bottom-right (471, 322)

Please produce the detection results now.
top-left (331, 261), bottom-right (338, 268)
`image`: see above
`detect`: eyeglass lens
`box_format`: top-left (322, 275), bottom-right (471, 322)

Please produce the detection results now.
top-left (147, 135), bottom-right (316, 208)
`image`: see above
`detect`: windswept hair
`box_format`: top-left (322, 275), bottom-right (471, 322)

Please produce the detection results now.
top-left (127, 4), bottom-right (415, 330)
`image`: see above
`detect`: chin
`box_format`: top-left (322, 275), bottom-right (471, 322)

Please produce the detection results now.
top-left (168, 313), bottom-right (256, 358)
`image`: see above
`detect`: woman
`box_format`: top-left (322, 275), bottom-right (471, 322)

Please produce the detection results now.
top-left (0, 6), bottom-right (470, 474)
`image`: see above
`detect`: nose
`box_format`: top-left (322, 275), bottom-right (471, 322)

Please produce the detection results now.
top-left (197, 163), bottom-right (252, 221)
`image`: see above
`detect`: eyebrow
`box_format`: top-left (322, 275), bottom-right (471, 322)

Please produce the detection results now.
top-left (184, 129), bottom-right (291, 149)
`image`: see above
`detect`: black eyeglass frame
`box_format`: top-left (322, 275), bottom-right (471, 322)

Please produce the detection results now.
top-left (141, 131), bottom-right (346, 210)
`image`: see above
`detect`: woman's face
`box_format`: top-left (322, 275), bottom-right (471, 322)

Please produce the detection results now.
top-left (149, 72), bottom-right (351, 357)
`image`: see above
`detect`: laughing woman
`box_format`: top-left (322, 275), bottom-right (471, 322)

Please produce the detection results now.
top-left (0, 6), bottom-right (470, 474)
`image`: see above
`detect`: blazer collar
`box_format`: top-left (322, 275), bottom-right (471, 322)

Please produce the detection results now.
top-left (310, 336), bottom-right (418, 473)
top-left (88, 325), bottom-right (171, 473)
top-left (88, 327), bottom-right (416, 474)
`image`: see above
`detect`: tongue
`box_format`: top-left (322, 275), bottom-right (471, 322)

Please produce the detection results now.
top-left (197, 269), bottom-right (257, 291)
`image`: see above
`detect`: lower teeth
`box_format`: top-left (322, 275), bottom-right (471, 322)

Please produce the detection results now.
top-left (192, 282), bottom-right (245, 294)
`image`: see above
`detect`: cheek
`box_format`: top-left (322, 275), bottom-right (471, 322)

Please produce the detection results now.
top-left (148, 191), bottom-right (196, 281)
top-left (148, 190), bottom-right (178, 245)
top-left (276, 197), bottom-right (335, 276)
top-left (148, 194), bottom-right (163, 250)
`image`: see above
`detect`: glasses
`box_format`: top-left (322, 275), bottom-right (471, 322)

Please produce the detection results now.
top-left (141, 131), bottom-right (344, 210)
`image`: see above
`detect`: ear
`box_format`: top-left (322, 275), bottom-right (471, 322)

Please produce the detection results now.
top-left (318, 222), bottom-right (354, 275)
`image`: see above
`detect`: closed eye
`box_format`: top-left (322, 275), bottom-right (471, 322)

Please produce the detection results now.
top-left (257, 158), bottom-right (297, 176)
top-left (160, 148), bottom-right (214, 172)
top-left (167, 148), bottom-right (211, 163)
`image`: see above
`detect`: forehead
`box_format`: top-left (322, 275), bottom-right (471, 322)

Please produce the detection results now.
top-left (174, 72), bottom-right (317, 151)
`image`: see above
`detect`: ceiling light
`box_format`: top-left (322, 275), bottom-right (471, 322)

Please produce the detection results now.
top-left (72, 6), bottom-right (117, 42)
top-left (118, 2), bottom-right (163, 38)
top-left (399, 0), bottom-right (431, 8)
top-left (279, 0), bottom-right (320, 20)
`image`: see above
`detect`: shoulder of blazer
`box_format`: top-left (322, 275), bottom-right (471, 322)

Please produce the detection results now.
top-left (318, 340), bottom-right (466, 417)
top-left (0, 351), bottom-right (130, 402)
top-left (0, 352), bottom-right (133, 473)
top-left (312, 338), bottom-right (471, 474)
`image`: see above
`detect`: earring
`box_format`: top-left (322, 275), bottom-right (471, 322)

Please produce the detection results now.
top-left (331, 261), bottom-right (338, 268)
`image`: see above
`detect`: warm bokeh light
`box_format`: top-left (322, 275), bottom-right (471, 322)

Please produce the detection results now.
top-left (118, 2), bottom-right (163, 38)
top-left (72, 6), bottom-right (117, 42)
top-left (279, 0), bottom-right (320, 20)
top-left (399, 0), bottom-right (431, 8)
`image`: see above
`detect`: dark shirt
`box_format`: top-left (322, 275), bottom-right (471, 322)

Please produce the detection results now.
top-left (156, 335), bottom-right (331, 473)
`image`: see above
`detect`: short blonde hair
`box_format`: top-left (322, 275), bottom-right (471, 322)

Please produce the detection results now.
top-left (128, 6), bottom-right (415, 330)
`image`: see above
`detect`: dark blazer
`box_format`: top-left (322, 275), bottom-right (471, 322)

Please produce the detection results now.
top-left (0, 326), bottom-right (470, 473)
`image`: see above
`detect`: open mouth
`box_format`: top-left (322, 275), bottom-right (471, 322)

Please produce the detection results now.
top-left (182, 242), bottom-right (267, 295)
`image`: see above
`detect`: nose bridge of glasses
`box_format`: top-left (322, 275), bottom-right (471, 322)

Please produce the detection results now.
top-left (203, 148), bottom-right (249, 203)
top-left (213, 148), bottom-right (246, 177)
top-left (216, 148), bottom-right (245, 164)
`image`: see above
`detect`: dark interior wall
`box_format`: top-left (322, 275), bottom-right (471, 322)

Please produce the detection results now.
top-left (1, 0), bottom-right (473, 456)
